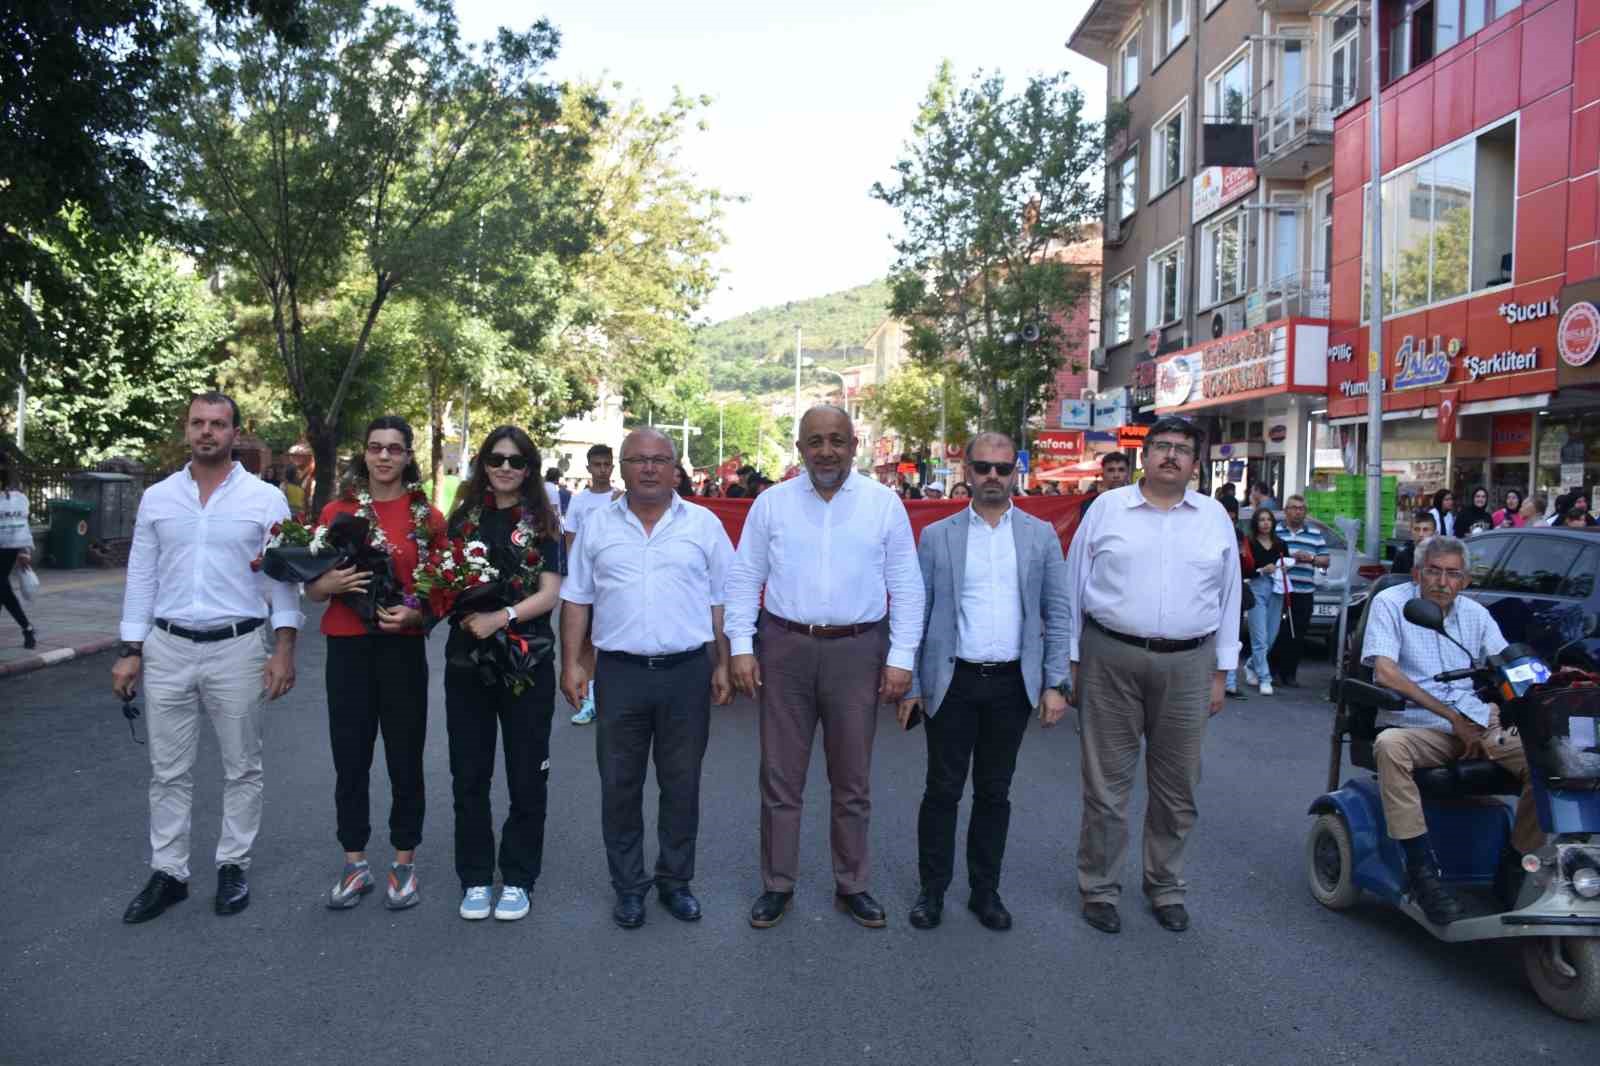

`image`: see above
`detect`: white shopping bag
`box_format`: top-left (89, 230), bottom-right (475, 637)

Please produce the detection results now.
top-left (11, 564), bottom-right (38, 603)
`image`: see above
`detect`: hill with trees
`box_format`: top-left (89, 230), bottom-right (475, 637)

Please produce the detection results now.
top-left (697, 278), bottom-right (890, 394)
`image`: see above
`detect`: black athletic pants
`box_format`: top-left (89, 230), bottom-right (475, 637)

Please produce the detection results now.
top-left (324, 635), bottom-right (429, 853)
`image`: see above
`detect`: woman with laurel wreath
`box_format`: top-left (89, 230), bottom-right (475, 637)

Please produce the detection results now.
top-left (309, 415), bottom-right (446, 912)
top-left (441, 426), bottom-right (563, 923)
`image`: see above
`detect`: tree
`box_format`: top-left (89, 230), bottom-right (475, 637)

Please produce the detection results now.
top-left (860, 363), bottom-right (974, 458)
top-left (871, 63), bottom-right (1102, 439)
top-left (157, 0), bottom-right (598, 512)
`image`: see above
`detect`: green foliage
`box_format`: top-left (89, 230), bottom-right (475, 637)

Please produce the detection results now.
top-left (872, 65), bottom-right (1102, 435)
top-left (860, 363), bottom-right (974, 456)
top-left (697, 279), bottom-right (891, 393)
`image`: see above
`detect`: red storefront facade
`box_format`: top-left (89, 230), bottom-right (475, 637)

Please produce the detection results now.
top-left (1326, 0), bottom-right (1600, 506)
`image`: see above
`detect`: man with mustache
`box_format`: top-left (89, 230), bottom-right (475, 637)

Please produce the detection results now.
top-left (728, 405), bottom-right (925, 930)
top-left (1065, 415), bottom-right (1241, 935)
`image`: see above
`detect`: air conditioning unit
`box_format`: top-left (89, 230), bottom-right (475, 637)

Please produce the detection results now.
top-left (1089, 346), bottom-right (1109, 371)
top-left (1209, 304), bottom-right (1245, 339)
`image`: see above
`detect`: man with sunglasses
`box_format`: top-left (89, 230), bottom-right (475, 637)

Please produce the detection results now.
top-left (1065, 415), bottom-right (1240, 936)
top-left (899, 432), bottom-right (1071, 931)
top-left (1360, 534), bottom-right (1540, 924)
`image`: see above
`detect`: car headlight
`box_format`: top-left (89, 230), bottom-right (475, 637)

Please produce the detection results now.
top-left (1574, 867), bottom-right (1600, 899)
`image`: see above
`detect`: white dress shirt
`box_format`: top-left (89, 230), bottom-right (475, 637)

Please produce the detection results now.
top-left (725, 470), bottom-right (925, 670)
top-left (1065, 483), bottom-right (1241, 671)
top-left (560, 493), bottom-right (734, 655)
top-left (562, 486), bottom-right (618, 536)
top-left (120, 462), bottom-right (304, 641)
top-left (958, 505), bottom-right (1022, 662)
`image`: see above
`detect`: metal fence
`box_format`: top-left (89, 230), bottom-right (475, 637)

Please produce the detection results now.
top-left (14, 466), bottom-right (168, 527)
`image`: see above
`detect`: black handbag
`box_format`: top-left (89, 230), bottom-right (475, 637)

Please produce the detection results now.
top-left (1241, 580), bottom-right (1256, 612)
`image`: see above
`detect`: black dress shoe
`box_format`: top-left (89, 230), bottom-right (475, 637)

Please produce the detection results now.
top-left (613, 892), bottom-right (646, 929)
top-left (123, 871), bottom-right (188, 924)
top-left (968, 890), bottom-right (1012, 931)
top-left (1082, 900), bottom-right (1121, 934)
top-left (1153, 903), bottom-right (1190, 932)
top-left (748, 890), bottom-right (793, 929)
top-left (834, 890), bottom-right (887, 928)
top-left (908, 891), bottom-right (944, 929)
top-left (214, 864), bottom-right (249, 916)
top-left (1278, 678), bottom-right (1302, 689)
top-left (658, 885), bottom-right (702, 922)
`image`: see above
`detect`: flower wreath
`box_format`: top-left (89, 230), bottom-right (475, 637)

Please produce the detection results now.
top-left (457, 493), bottom-right (545, 596)
top-left (313, 480), bottom-right (433, 556)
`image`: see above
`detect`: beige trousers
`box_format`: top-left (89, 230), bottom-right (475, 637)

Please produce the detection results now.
top-left (1076, 622), bottom-right (1215, 907)
top-left (1372, 724), bottom-right (1542, 854)
top-left (141, 626), bottom-right (270, 881)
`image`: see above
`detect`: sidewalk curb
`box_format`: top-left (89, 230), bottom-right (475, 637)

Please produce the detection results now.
top-left (0, 637), bottom-right (120, 680)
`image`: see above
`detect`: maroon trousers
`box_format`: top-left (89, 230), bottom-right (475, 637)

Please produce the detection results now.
top-left (757, 613), bottom-right (889, 895)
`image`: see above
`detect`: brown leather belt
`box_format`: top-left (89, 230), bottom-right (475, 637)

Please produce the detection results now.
top-left (764, 611), bottom-right (883, 639)
top-left (1088, 615), bottom-right (1209, 654)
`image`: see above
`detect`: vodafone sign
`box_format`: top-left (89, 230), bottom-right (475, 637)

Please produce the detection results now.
top-left (1559, 301), bottom-right (1600, 368)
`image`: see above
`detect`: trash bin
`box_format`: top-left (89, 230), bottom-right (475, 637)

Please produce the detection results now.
top-left (47, 499), bottom-right (94, 569)
top-left (67, 471), bottom-right (136, 543)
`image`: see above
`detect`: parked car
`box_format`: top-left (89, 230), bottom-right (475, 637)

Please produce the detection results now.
top-left (1457, 526), bottom-right (1600, 656)
top-left (1244, 514), bottom-right (1379, 656)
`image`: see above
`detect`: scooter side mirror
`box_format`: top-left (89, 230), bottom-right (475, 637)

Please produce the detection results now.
top-left (1403, 598), bottom-right (1447, 633)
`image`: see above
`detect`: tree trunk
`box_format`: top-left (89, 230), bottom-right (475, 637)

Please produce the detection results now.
top-left (428, 365), bottom-right (445, 511)
top-left (305, 414), bottom-right (341, 518)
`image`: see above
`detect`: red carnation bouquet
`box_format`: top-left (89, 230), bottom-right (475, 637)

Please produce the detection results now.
top-left (250, 513), bottom-right (315, 572)
top-left (411, 535), bottom-right (500, 619)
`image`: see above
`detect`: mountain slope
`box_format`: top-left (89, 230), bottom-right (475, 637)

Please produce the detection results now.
top-left (698, 278), bottom-right (891, 393)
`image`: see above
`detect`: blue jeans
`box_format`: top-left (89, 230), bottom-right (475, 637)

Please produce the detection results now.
top-left (1246, 576), bottom-right (1282, 683)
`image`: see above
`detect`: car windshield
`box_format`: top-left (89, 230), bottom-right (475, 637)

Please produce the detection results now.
top-left (1306, 518), bottom-right (1347, 550)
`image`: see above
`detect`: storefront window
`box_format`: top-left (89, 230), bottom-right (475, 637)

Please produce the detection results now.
top-left (1536, 413), bottom-right (1600, 512)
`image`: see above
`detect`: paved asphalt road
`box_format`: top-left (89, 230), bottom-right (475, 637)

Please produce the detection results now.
top-left (2, 608), bottom-right (1592, 1065)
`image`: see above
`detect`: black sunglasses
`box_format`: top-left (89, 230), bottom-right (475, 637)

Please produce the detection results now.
top-left (483, 453), bottom-right (529, 470)
top-left (970, 461), bottom-right (1016, 476)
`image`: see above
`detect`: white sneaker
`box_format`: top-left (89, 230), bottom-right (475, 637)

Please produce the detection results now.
top-left (494, 885), bottom-right (530, 921)
top-left (1243, 665), bottom-right (1259, 687)
top-left (459, 885), bottom-right (493, 920)
top-left (1260, 680), bottom-right (1274, 696)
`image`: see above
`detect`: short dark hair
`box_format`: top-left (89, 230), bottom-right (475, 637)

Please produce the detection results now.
top-left (1412, 510), bottom-right (1438, 530)
top-left (587, 444), bottom-right (613, 462)
top-left (1219, 495), bottom-right (1239, 517)
top-left (1251, 480), bottom-right (1273, 496)
top-left (1142, 415), bottom-right (1203, 455)
top-left (1100, 451), bottom-right (1130, 469)
top-left (188, 391), bottom-right (241, 428)
top-left (545, 467), bottom-right (562, 482)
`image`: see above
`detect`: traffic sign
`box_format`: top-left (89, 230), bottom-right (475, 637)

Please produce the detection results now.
top-left (1016, 450), bottom-right (1030, 473)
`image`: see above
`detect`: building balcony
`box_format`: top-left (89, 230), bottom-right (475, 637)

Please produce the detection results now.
top-left (1254, 84), bottom-right (1335, 180)
top-left (1244, 269), bottom-right (1329, 327)
top-left (1256, 0), bottom-right (1318, 13)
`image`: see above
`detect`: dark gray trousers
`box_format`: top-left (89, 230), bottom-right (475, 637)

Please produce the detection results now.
top-left (594, 649), bottom-right (712, 895)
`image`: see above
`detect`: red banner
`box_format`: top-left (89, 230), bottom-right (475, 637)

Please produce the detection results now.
top-left (689, 494), bottom-right (1085, 555)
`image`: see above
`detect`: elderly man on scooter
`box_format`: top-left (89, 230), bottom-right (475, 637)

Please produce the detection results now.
top-left (1361, 534), bottom-right (1543, 925)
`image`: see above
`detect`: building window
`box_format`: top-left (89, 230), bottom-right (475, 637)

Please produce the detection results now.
top-left (1148, 241), bottom-right (1184, 326)
top-left (1116, 28), bottom-right (1141, 98)
top-left (1200, 210), bottom-right (1246, 308)
top-left (1362, 119), bottom-right (1516, 320)
top-left (1160, 0), bottom-right (1187, 57)
top-left (1115, 152), bottom-right (1139, 220)
top-left (1329, 6), bottom-right (1360, 110)
top-left (1313, 181), bottom-right (1334, 279)
top-left (1107, 272), bottom-right (1134, 345)
top-left (1205, 48), bottom-right (1251, 124)
top-left (1151, 101), bottom-right (1186, 196)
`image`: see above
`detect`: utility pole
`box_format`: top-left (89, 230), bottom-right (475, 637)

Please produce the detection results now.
top-left (792, 324), bottom-right (802, 458)
top-left (458, 383), bottom-right (471, 478)
top-left (675, 416), bottom-right (702, 466)
top-left (15, 279), bottom-right (29, 450)
top-left (717, 401), bottom-right (725, 466)
top-left (1364, 0), bottom-right (1385, 558)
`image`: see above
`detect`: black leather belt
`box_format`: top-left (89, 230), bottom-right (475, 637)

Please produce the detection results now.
top-left (955, 658), bottom-right (1022, 677)
top-left (155, 617), bottom-right (266, 643)
top-left (764, 611), bottom-right (883, 639)
top-left (599, 647), bottom-right (706, 670)
top-left (1088, 616), bottom-right (1209, 654)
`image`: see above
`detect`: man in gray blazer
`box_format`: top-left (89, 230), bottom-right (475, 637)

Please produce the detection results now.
top-left (898, 432), bottom-right (1072, 931)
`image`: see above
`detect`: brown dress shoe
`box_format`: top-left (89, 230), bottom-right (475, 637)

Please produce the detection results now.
top-left (1082, 900), bottom-right (1121, 934)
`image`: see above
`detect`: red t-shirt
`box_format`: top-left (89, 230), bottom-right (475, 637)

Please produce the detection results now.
top-left (318, 494), bottom-right (447, 637)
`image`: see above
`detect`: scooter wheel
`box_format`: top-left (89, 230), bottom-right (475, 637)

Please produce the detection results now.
top-left (1522, 937), bottom-right (1600, 1022)
top-left (1306, 813), bottom-right (1359, 910)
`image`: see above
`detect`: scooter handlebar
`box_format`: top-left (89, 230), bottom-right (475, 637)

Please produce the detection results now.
top-left (1433, 667), bottom-right (1476, 683)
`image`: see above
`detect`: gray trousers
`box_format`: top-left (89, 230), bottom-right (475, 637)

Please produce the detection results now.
top-left (1076, 622), bottom-right (1214, 907)
top-left (757, 613), bottom-right (888, 894)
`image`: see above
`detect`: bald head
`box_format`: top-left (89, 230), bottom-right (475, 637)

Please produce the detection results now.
top-left (621, 426), bottom-right (676, 460)
top-left (799, 404), bottom-right (854, 441)
top-left (795, 404), bottom-right (858, 496)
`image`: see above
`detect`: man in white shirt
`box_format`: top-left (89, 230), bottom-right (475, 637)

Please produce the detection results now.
top-left (561, 443), bottom-right (619, 725)
top-left (1065, 415), bottom-right (1240, 936)
top-left (559, 428), bottom-right (734, 929)
top-left (899, 433), bottom-right (1071, 932)
top-left (727, 405), bottom-right (926, 930)
top-left (112, 393), bottom-right (302, 924)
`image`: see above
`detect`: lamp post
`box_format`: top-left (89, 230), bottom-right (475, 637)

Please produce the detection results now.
top-left (792, 324), bottom-right (802, 458)
top-left (717, 400), bottom-right (725, 466)
top-left (1364, 0), bottom-right (1385, 558)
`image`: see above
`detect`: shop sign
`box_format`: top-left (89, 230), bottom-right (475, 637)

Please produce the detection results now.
top-left (1191, 166), bottom-right (1256, 222)
top-left (1154, 324), bottom-right (1287, 408)
top-left (1463, 347), bottom-right (1540, 382)
top-left (944, 442), bottom-right (962, 460)
top-left (896, 461), bottom-right (918, 476)
top-left (1132, 358), bottom-right (1159, 408)
top-left (1559, 301), bottom-right (1600, 367)
top-left (1498, 296), bottom-right (1561, 325)
top-left (1328, 343), bottom-right (1354, 363)
top-left (1118, 424), bottom-right (1150, 450)
top-left (1268, 423), bottom-right (1288, 443)
top-left (1339, 376), bottom-right (1387, 397)
top-left (1490, 412), bottom-right (1533, 457)
top-left (1092, 390), bottom-right (1129, 428)
top-left (1033, 430), bottom-right (1083, 463)
top-left (1060, 398), bottom-right (1093, 430)
top-left (1391, 334), bottom-right (1458, 391)
top-left (1155, 354), bottom-right (1199, 407)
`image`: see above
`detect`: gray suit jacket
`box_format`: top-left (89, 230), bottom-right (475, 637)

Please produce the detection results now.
top-left (908, 505), bottom-right (1071, 715)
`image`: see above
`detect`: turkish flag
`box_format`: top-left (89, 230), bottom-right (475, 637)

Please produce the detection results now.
top-left (1437, 388), bottom-right (1460, 443)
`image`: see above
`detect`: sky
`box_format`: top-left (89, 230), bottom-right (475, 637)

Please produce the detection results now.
top-left (455, 0), bottom-right (1105, 323)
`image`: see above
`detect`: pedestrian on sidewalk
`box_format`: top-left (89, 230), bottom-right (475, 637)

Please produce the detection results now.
top-left (311, 416), bottom-right (445, 913)
top-left (113, 392), bottom-right (302, 924)
top-left (559, 428), bottom-right (735, 929)
top-left (900, 432), bottom-right (1071, 933)
top-left (727, 404), bottom-right (926, 931)
top-left (1065, 415), bottom-right (1240, 936)
top-left (1243, 507), bottom-right (1288, 694)
top-left (0, 462), bottom-right (36, 649)
top-left (443, 427), bottom-right (563, 922)
top-left (561, 443), bottom-right (619, 727)
top-left (1268, 495), bottom-right (1329, 688)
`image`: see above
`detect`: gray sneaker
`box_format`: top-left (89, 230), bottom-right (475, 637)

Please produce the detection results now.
top-left (386, 863), bottom-right (420, 910)
top-left (327, 862), bottom-right (374, 909)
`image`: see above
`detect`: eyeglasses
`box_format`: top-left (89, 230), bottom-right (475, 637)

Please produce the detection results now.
top-left (970, 461), bottom-right (1015, 476)
top-left (1146, 440), bottom-right (1197, 460)
top-left (620, 456), bottom-right (675, 468)
top-left (483, 453), bottom-right (529, 470)
top-left (365, 443), bottom-right (410, 458)
top-left (1420, 565), bottom-right (1468, 582)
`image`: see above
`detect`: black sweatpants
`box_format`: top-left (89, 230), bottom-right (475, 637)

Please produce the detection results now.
top-left (324, 635), bottom-right (429, 852)
top-left (0, 549), bottom-right (31, 632)
top-left (445, 660), bottom-right (556, 891)
top-left (1268, 590), bottom-right (1316, 683)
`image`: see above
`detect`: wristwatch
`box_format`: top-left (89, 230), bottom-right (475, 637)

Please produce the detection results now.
top-left (504, 606), bottom-right (518, 627)
top-left (1052, 681), bottom-right (1071, 699)
top-left (118, 642), bottom-right (143, 659)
